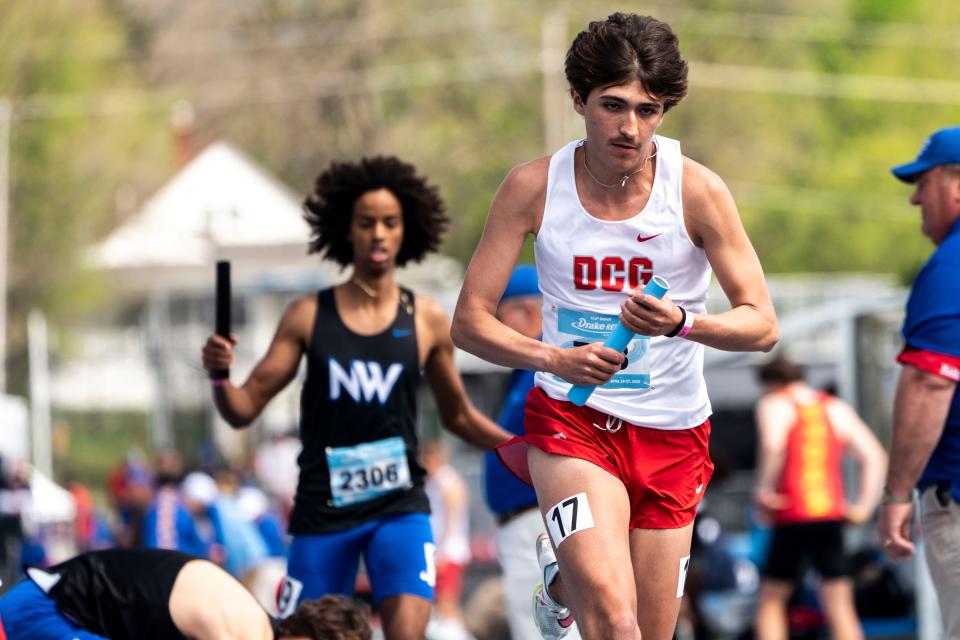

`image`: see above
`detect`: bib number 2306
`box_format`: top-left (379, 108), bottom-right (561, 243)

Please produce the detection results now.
top-left (326, 436), bottom-right (412, 507)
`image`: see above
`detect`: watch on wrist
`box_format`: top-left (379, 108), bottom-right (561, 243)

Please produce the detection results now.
top-left (881, 486), bottom-right (913, 505)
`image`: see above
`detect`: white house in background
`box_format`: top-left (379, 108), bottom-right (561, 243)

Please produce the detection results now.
top-left (52, 141), bottom-right (472, 458)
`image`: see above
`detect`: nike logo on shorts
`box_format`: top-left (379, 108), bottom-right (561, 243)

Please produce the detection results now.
top-left (695, 483), bottom-right (704, 494)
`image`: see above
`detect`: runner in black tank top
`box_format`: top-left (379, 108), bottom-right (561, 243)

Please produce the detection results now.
top-left (32, 548), bottom-right (190, 639)
top-left (0, 547), bottom-right (370, 640)
top-left (201, 156), bottom-right (510, 638)
top-left (291, 286), bottom-right (429, 534)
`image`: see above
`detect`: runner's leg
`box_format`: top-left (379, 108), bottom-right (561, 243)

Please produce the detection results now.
top-left (754, 580), bottom-right (793, 640)
top-left (364, 513), bottom-right (434, 640)
top-left (528, 447), bottom-right (640, 640)
top-left (378, 595), bottom-right (431, 640)
top-left (286, 529), bottom-right (365, 601)
top-left (629, 524), bottom-right (695, 640)
top-left (818, 578), bottom-right (863, 640)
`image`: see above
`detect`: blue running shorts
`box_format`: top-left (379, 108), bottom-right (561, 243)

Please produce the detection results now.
top-left (285, 513), bottom-right (434, 607)
top-left (0, 579), bottom-right (108, 640)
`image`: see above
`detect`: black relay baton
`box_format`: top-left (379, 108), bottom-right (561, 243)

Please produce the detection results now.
top-left (211, 260), bottom-right (231, 381)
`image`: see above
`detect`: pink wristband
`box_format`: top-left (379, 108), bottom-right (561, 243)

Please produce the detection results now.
top-left (677, 311), bottom-right (695, 338)
top-left (211, 378), bottom-right (227, 387)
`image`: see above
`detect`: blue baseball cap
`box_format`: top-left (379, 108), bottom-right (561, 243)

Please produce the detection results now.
top-left (500, 264), bottom-right (539, 302)
top-left (891, 126), bottom-right (960, 183)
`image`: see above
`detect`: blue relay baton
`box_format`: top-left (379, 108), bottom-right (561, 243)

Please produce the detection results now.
top-left (567, 275), bottom-right (670, 407)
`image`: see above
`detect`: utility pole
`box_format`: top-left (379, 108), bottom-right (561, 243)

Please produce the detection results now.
top-left (541, 10), bottom-right (566, 155)
top-left (28, 309), bottom-right (52, 477)
top-left (0, 99), bottom-right (10, 394)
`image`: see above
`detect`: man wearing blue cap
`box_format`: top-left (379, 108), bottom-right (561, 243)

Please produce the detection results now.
top-left (879, 126), bottom-right (960, 636)
top-left (484, 266), bottom-right (582, 640)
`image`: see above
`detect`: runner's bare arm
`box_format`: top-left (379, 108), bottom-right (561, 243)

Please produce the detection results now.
top-left (202, 295), bottom-right (312, 427)
top-left (753, 395), bottom-right (792, 515)
top-left (624, 158), bottom-right (777, 351)
top-left (452, 161), bottom-right (624, 385)
top-left (827, 399), bottom-right (887, 521)
top-left (421, 296), bottom-right (512, 449)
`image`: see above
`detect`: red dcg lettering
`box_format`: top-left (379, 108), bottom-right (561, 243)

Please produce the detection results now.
top-left (572, 256), bottom-right (652, 291)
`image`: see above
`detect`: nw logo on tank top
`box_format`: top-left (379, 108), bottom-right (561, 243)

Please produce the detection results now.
top-left (328, 358), bottom-right (404, 404)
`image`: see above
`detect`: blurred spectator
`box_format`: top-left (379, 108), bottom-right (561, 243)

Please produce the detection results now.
top-left (462, 577), bottom-right (510, 640)
top-left (0, 456), bottom-right (31, 588)
top-left (142, 450), bottom-right (207, 557)
top-left (253, 430), bottom-right (301, 521)
top-left (880, 128), bottom-right (960, 637)
top-left (236, 484), bottom-right (290, 615)
top-left (67, 480), bottom-right (112, 552)
top-left (753, 354), bottom-right (887, 640)
top-left (236, 485), bottom-right (288, 559)
top-left (181, 471), bottom-right (268, 579)
top-left (106, 447), bottom-right (154, 547)
top-left (482, 265), bottom-right (568, 640)
top-left (422, 441), bottom-right (473, 640)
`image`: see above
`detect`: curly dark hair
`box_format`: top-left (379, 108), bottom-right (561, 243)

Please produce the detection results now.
top-left (303, 156), bottom-right (449, 267)
top-left (278, 595), bottom-right (372, 640)
top-left (565, 13), bottom-right (688, 112)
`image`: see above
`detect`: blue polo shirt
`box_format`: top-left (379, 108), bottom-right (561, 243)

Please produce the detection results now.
top-left (484, 369), bottom-right (539, 516)
top-left (899, 218), bottom-right (960, 495)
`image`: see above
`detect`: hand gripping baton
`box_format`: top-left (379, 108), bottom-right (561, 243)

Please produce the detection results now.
top-left (566, 275), bottom-right (669, 407)
top-left (211, 260), bottom-right (231, 381)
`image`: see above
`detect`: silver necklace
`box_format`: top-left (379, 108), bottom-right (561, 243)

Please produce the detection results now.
top-left (582, 141), bottom-right (658, 188)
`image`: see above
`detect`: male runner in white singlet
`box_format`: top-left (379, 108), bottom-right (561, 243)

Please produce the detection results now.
top-left (452, 13), bottom-right (778, 640)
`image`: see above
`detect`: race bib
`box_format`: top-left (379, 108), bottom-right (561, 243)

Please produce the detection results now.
top-left (545, 492), bottom-right (595, 547)
top-left (327, 436), bottom-right (412, 507)
top-left (277, 575), bottom-right (303, 618)
top-left (555, 307), bottom-right (653, 389)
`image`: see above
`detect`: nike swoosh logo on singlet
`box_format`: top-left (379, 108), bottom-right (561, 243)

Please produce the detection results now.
top-left (392, 329), bottom-right (412, 338)
top-left (636, 233), bottom-right (662, 242)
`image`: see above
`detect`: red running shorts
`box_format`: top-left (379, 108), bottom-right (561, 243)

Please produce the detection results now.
top-left (497, 386), bottom-right (714, 529)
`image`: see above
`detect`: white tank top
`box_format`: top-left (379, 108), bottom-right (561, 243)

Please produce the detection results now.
top-left (534, 137), bottom-right (712, 429)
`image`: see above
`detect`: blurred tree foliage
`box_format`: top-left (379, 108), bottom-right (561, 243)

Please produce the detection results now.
top-left (0, 1), bottom-right (170, 394)
top-left (2, 0), bottom-right (960, 392)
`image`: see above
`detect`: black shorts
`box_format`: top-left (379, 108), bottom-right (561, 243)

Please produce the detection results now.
top-left (762, 520), bottom-right (850, 582)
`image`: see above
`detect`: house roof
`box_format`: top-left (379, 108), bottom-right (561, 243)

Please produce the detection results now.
top-left (92, 141), bottom-right (311, 271)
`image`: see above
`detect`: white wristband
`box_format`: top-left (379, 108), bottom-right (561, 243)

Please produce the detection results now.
top-left (676, 311), bottom-right (695, 338)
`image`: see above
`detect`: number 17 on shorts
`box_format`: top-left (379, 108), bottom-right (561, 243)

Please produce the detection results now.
top-left (546, 492), bottom-right (595, 547)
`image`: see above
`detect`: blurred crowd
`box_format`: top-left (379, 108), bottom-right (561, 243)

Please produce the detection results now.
top-left (0, 432), bottom-right (300, 609)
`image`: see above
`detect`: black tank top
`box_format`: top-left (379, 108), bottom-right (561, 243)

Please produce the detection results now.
top-left (289, 286), bottom-right (429, 534)
top-left (27, 548), bottom-right (193, 639)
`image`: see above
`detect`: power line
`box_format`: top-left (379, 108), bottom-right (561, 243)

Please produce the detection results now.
top-left (9, 49), bottom-right (542, 120)
top-left (692, 62), bottom-right (960, 105)
top-left (10, 49), bottom-right (960, 122)
top-left (14, 4), bottom-right (960, 63)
